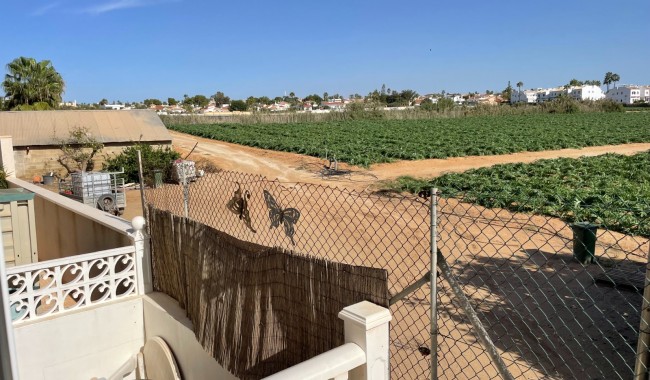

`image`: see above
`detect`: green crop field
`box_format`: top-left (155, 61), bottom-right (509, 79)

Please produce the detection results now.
top-left (167, 112), bottom-right (650, 166)
top-left (390, 151), bottom-right (650, 237)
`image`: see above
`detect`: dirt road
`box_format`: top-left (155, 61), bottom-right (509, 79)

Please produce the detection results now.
top-left (172, 131), bottom-right (650, 190)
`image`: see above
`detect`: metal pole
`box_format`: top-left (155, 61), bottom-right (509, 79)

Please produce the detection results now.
top-left (136, 151), bottom-right (147, 227)
top-left (430, 187), bottom-right (438, 380)
top-left (634, 244), bottom-right (650, 379)
top-left (437, 249), bottom-right (515, 380)
top-left (181, 163), bottom-right (189, 218)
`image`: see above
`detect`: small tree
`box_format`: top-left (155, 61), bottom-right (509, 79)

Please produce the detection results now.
top-left (58, 127), bottom-right (104, 175)
top-left (229, 100), bottom-right (247, 112)
top-left (104, 143), bottom-right (180, 184)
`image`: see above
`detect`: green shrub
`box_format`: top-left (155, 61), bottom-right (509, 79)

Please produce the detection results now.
top-left (541, 96), bottom-right (580, 114)
top-left (104, 144), bottom-right (180, 184)
top-left (596, 99), bottom-right (624, 112)
top-left (0, 166), bottom-right (8, 189)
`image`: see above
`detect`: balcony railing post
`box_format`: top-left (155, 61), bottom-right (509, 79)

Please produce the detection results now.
top-left (131, 216), bottom-right (152, 295)
top-left (338, 301), bottom-right (392, 380)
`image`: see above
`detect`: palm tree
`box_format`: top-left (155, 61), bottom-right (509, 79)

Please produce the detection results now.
top-left (516, 81), bottom-right (523, 92)
top-left (2, 56), bottom-right (65, 110)
top-left (611, 73), bottom-right (620, 89)
top-left (603, 72), bottom-right (613, 92)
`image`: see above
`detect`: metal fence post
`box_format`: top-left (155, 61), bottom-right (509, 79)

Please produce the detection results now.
top-left (181, 164), bottom-right (189, 218)
top-left (634, 245), bottom-right (650, 379)
top-left (430, 188), bottom-right (438, 380)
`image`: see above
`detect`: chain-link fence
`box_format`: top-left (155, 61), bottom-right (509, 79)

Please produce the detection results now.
top-left (435, 192), bottom-right (649, 380)
top-left (145, 170), bottom-right (434, 379)
top-left (143, 168), bottom-right (649, 379)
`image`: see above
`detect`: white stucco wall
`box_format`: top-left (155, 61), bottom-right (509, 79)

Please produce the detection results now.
top-left (143, 293), bottom-right (238, 380)
top-left (13, 297), bottom-right (144, 380)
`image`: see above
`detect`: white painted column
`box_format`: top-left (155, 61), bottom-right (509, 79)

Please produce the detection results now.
top-left (0, 225), bottom-right (18, 379)
top-left (339, 301), bottom-right (392, 380)
top-left (131, 216), bottom-right (152, 294)
top-left (0, 136), bottom-right (16, 178)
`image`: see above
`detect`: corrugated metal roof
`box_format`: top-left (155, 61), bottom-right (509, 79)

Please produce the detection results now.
top-left (0, 110), bottom-right (172, 147)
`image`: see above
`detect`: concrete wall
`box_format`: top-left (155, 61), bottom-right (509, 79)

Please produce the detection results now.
top-left (13, 297), bottom-right (144, 380)
top-left (12, 142), bottom-right (171, 179)
top-left (7, 178), bottom-right (132, 261)
top-left (143, 293), bottom-right (238, 380)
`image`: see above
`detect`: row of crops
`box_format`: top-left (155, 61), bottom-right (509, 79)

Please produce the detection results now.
top-left (167, 112), bottom-right (650, 166)
top-left (391, 151), bottom-right (650, 237)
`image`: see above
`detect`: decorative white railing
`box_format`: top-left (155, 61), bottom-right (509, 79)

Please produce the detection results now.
top-left (263, 301), bottom-right (392, 380)
top-left (263, 343), bottom-right (366, 380)
top-left (6, 246), bottom-right (138, 324)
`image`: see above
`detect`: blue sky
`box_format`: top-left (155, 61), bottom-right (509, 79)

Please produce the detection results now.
top-left (1, 0), bottom-right (648, 103)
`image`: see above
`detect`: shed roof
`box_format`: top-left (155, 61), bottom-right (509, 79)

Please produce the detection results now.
top-left (0, 110), bottom-right (172, 147)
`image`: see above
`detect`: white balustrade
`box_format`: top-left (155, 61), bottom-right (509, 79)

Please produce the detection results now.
top-left (6, 245), bottom-right (138, 324)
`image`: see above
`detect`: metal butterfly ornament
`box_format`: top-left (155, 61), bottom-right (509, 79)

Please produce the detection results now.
top-left (226, 182), bottom-right (256, 233)
top-left (263, 190), bottom-right (300, 245)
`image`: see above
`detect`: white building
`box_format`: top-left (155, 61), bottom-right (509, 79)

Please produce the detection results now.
top-left (536, 87), bottom-right (565, 103)
top-left (510, 90), bottom-right (538, 104)
top-left (511, 85), bottom-right (605, 104)
top-left (606, 85), bottom-right (650, 104)
top-left (566, 85), bottom-right (605, 101)
top-left (101, 103), bottom-right (126, 110)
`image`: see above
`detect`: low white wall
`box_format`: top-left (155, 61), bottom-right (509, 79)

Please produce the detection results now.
top-left (143, 292), bottom-right (238, 380)
top-left (13, 297), bottom-right (144, 380)
top-left (7, 178), bottom-right (132, 261)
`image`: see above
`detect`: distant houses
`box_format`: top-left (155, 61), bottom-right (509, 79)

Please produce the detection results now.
top-left (605, 85), bottom-right (650, 104)
top-left (511, 85), bottom-right (605, 104)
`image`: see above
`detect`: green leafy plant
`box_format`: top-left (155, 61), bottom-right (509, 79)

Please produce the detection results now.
top-left (0, 166), bottom-right (8, 189)
top-left (104, 144), bottom-right (180, 184)
top-left (388, 151), bottom-right (650, 237)
top-left (165, 112), bottom-right (650, 167)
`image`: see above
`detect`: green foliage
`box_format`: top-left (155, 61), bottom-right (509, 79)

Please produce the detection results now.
top-left (229, 100), bottom-right (247, 112)
top-left (167, 97), bottom-right (178, 106)
top-left (12, 101), bottom-right (52, 111)
top-left (143, 98), bottom-right (162, 106)
top-left (596, 99), bottom-right (624, 112)
top-left (166, 112), bottom-right (650, 167)
top-left (0, 166), bottom-right (8, 189)
top-left (104, 144), bottom-right (180, 184)
top-left (2, 56), bottom-right (65, 110)
top-left (184, 94), bottom-right (209, 108)
top-left (388, 151), bottom-right (650, 237)
top-left (213, 91), bottom-right (230, 106)
top-left (436, 97), bottom-right (455, 111)
top-left (540, 95), bottom-right (580, 113)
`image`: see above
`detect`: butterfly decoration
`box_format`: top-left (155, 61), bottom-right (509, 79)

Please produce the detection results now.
top-left (263, 190), bottom-right (300, 245)
top-left (226, 182), bottom-right (256, 233)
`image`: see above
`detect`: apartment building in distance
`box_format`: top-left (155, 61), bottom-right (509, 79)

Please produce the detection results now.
top-left (606, 85), bottom-right (650, 104)
top-left (511, 85), bottom-right (605, 104)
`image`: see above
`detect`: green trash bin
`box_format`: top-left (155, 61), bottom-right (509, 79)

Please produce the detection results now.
top-left (153, 169), bottom-right (163, 188)
top-left (571, 222), bottom-right (598, 264)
